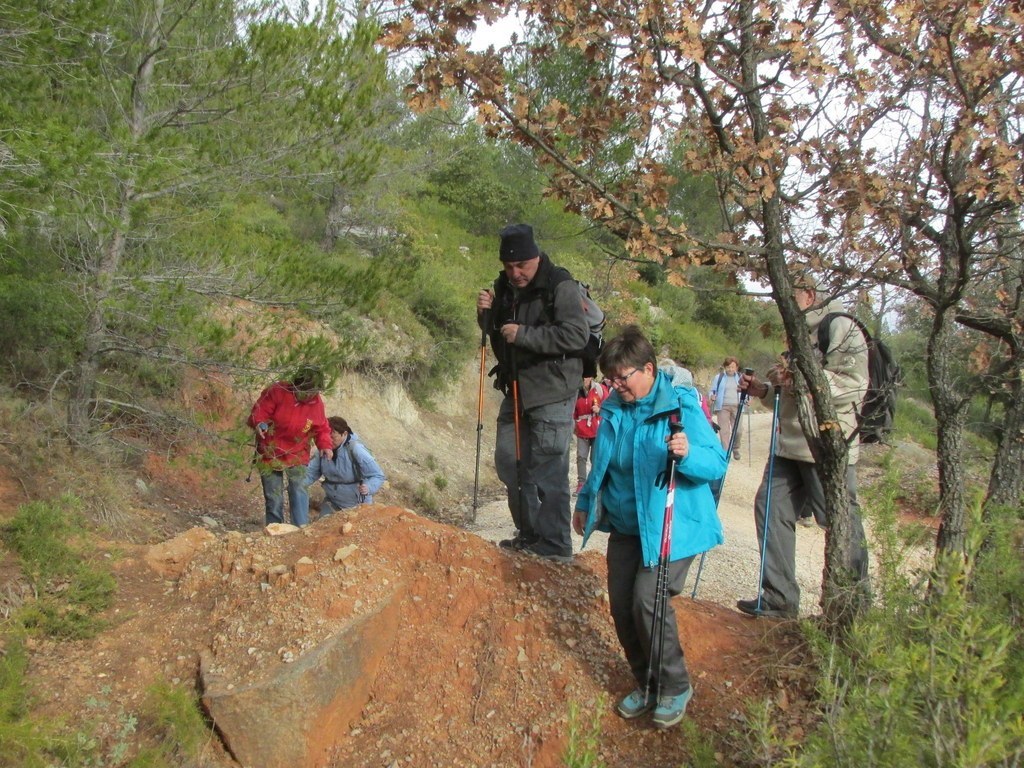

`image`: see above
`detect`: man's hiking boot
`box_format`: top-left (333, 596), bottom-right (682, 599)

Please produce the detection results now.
top-left (615, 689), bottom-right (654, 719)
top-left (736, 598), bottom-right (797, 620)
top-left (498, 534), bottom-right (535, 551)
top-left (652, 686), bottom-right (693, 729)
top-left (521, 545), bottom-right (573, 564)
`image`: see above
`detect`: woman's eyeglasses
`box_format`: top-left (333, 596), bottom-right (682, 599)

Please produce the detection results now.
top-left (608, 368), bottom-right (641, 387)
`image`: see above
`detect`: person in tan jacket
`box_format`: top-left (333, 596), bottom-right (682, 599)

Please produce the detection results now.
top-left (736, 275), bottom-right (870, 619)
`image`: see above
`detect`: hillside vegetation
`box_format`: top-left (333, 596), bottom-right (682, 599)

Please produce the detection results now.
top-left (1, 1), bottom-right (1022, 766)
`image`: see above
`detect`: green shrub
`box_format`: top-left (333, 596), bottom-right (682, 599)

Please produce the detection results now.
top-left (138, 681), bottom-right (212, 761)
top-left (0, 631), bottom-right (59, 768)
top-left (893, 396), bottom-right (937, 450)
top-left (2, 497), bottom-right (116, 639)
top-left (770, 500), bottom-right (1024, 767)
top-left (562, 696), bottom-right (606, 768)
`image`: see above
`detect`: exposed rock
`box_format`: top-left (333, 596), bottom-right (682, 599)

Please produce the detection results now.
top-left (143, 527), bottom-right (216, 578)
top-left (333, 544), bottom-right (358, 563)
top-left (201, 595), bottom-right (402, 768)
top-left (265, 523), bottom-right (300, 536)
top-left (293, 556), bottom-right (316, 580)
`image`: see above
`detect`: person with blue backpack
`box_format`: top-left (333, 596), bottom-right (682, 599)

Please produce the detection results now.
top-left (305, 416), bottom-right (386, 514)
top-left (573, 326), bottom-right (727, 728)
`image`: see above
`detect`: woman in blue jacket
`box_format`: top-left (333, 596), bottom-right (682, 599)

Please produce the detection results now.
top-left (573, 326), bottom-right (726, 729)
top-left (306, 416), bottom-right (386, 515)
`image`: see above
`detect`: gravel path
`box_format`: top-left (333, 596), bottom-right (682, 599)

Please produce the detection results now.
top-left (466, 408), bottom-right (830, 618)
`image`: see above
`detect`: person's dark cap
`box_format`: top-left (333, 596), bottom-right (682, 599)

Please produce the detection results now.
top-left (291, 365), bottom-right (325, 396)
top-left (499, 224), bottom-right (540, 262)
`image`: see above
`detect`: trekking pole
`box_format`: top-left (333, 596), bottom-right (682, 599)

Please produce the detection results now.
top-left (509, 347), bottom-right (525, 538)
top-left (472, 310), bottom-right (490, 522)
top-left (747, 406), bottom-right (752, 467)
top-left (245, 432), bottom-right (260, 482)
top-left (646, 412), bottom-right (683, 706)
top-left (756, 389), bottom-right (783, 612)
top-left (691, 369), bottom-right (752, 598)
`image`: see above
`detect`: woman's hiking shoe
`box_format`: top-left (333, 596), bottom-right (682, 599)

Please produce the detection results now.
top-left (615, 689), bottom-right (654, 719)
top-left (652, 686), bottom-right (693, 729)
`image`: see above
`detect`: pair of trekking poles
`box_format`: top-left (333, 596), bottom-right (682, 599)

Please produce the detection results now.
top-left (472, 308), bottom-right (528, 529)
top-left (690, 373), bottom-right (781, 605)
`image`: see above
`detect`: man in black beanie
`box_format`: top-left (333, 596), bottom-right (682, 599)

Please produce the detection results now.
top-left (477, 224), bottom-right (589, 563)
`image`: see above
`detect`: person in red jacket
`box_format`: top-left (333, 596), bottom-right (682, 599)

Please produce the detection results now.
top-left (573, 376), bottom-right (608, 493)
top-left (248, 366), bottom-right (333, 527)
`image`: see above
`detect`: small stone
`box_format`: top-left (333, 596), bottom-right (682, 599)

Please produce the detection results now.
top-left (341, 522), bottom-right (354, 535)
top-left (334, 544), bottom-right (359, 563)
top-left (293, 556), bottom-right (315, 579)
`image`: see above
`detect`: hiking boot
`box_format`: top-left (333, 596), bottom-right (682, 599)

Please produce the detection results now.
top-left (652, 686), bottom-right (693, 729)
top-left (736, 598), bottom-right (797, 620)
top-left (521, 545), bottom-right (573, 564)
top-left (733, 450), bottom-right (741, 460)
top-left (498, 536), bottom-right (529, 551)
top-left (615, 689), bottom-right (654, 719)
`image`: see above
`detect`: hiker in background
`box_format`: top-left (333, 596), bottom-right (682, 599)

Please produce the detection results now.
top-left (708, 356), bottom-right (743, 459)
top-left (573, 375), bottom-right (608, 494)
top-left (306, 416), bottom-right (386, 514)
top-left (477, 223), bottom-right (589, 563)
top-left (248, 366), bottom-right (333, 527)
top-left (736, 273), bottom-right (870, 619)
top-left (573, 326), bottom-right (727, 728)
top-left (659, 357), bottom-right (715, 429)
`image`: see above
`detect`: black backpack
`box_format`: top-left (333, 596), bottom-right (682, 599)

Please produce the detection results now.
top-left (492, 264), bottom-right (606, 378)
top-left (544, 268), bottom-right (606, 377)
top-left (818, 312), bottom-right (902, 444)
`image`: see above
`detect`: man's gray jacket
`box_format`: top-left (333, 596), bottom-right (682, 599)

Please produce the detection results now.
top-left (481, 254), bottom-right (589, 410)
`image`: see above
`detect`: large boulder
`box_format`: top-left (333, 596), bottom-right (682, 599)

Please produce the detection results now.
top-left (200, 590), bottom-right (401, 768)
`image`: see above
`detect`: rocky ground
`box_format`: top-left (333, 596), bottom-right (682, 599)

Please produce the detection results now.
top-left (3, 362), bottom-right (934, 768)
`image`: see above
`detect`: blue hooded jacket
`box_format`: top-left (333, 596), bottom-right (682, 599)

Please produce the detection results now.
top-left (576, 371), bottom-right (727, 567)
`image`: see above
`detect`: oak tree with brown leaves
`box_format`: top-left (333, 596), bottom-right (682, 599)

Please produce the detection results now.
top-left (385, 0), bottom-right (1023, 628)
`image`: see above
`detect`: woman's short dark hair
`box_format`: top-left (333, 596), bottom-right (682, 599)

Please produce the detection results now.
top-left (723, 355), bottom-right (739, 367)
top-left (327, 416), bottom-right (350, 434)
top-left (599, 325), bottom-right (657, 375)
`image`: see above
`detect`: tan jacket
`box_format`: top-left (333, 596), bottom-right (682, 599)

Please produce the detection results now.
top-left (762, 300), bottom-right (869, 465)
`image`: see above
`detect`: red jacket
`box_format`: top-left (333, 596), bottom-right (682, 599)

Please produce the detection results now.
top-left (248, 382), bottom-right (332, 468)
top-left (574, 381), bottom-right (608, 439)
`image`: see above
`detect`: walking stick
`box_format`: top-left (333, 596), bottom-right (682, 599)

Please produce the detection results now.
top-left (690, 369), bottom-right (752, 598)
top-left (646, 412), bottom-right (683, 706)
top-left (756, 389), bottom-right (783, 612)
top-left (509, 346), bottom-right (526, 539)
top-left (472, 310), bottom-right (489, 521)
top-left (747, 405), bottom-right (752, 467)
top-left (245, 431), bottom-right (261, 482)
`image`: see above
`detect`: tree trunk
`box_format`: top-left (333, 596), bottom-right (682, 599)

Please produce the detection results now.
top-left (984, 365), bottom-right (1024, 513)
top-left (930, 313), bottom-right (972, 555)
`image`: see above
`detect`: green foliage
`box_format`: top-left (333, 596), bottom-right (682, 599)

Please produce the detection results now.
top-left (894, 397), bottom-right (938, 451)
top-left (0, 631), bottom-right (58, 768)
top-left (137, 681), bottom-right (212, 762)
top-left (762, 494), bottom-right (1024, 767)
top-left (413, 483), bottom-right (440, 515)
top-left (562, 697), bottom-right (606, 768)
top-left (2, 497), bottom-right (115, 639)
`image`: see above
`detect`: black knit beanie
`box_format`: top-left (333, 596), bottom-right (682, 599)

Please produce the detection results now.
top-left (499, 224), bottom-right (540, 262)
